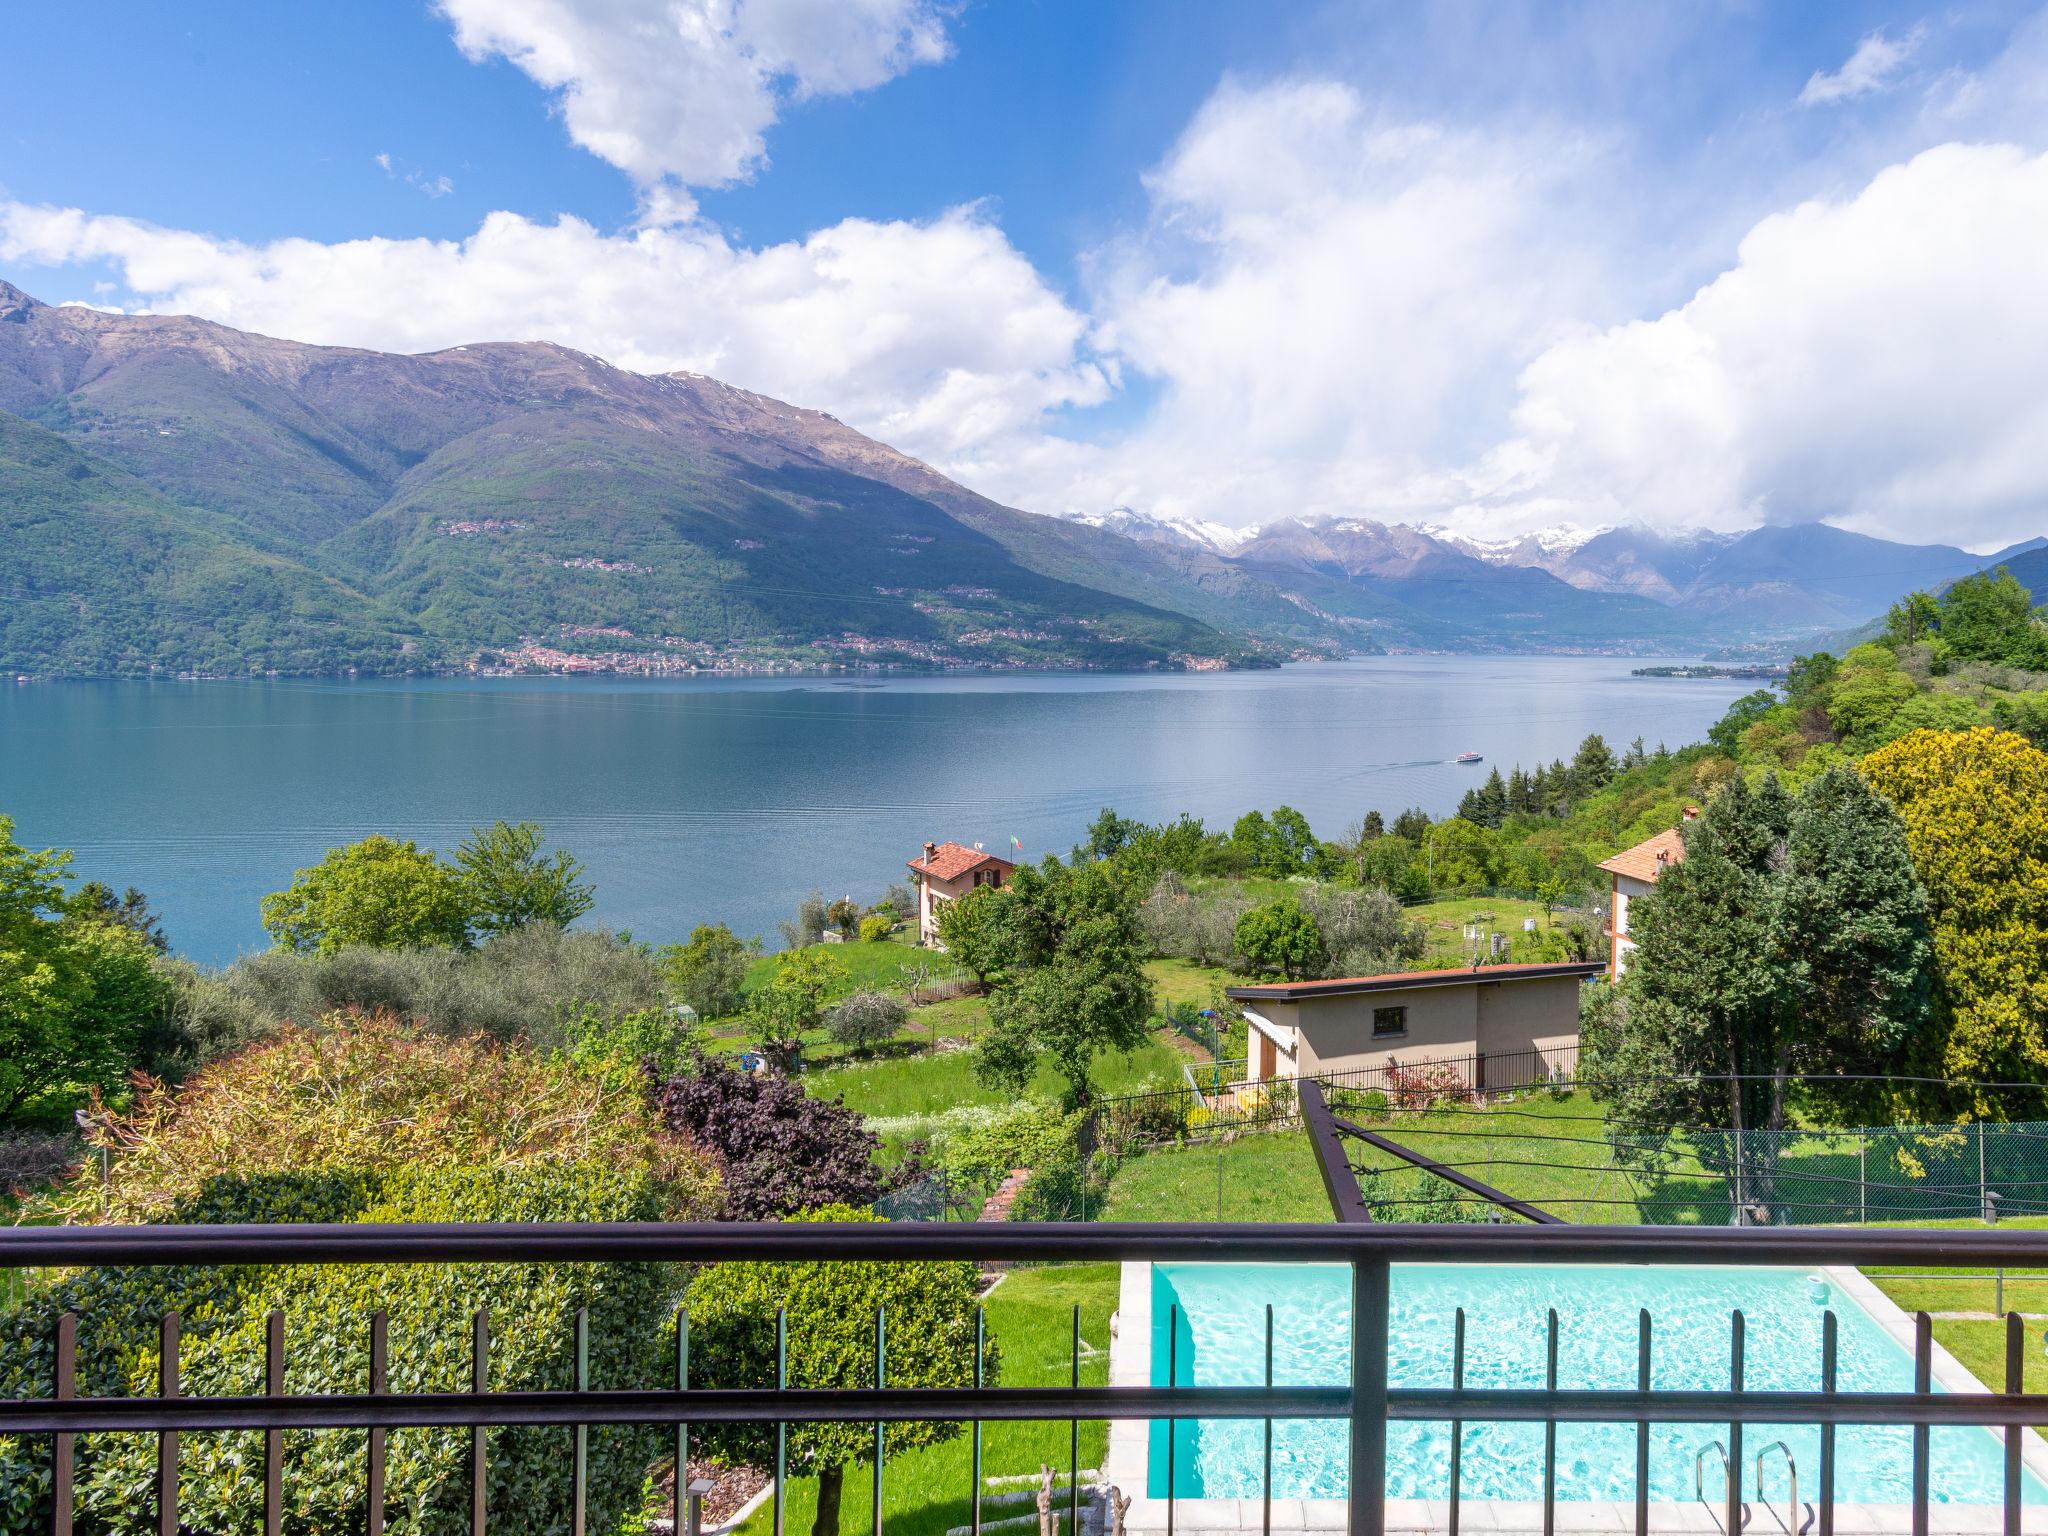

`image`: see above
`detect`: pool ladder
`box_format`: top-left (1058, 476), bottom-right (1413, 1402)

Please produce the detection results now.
top-left (1697, 1439), bottom-right (1811, 1536)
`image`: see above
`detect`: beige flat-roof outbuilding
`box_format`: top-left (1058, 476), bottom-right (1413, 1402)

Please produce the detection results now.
top-left (1226, 961), bottom-right (1600, 1085)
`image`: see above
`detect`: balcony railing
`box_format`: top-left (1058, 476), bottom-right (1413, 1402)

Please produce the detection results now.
top-left (5, 1221), bottom-right (2048, 1536)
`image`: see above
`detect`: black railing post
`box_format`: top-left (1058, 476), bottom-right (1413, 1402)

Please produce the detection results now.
top-left (50, 1313), bottom-right (74, 1536)
top-left (970, 1304), bottom-right (984, 1536)
top-left (2005, 1309), bottom-right (2022, 1536)
top-left (264, 1308), bottom-right (284, 1536)
top-left (1449, 1307), bottom-right (1465, 1536)
top-left (872, 1306), bottom-right (886, 1536)
top-left (1727, 1310), bottom-right (1744, 1536)
top-left (471, 1309), bottom-right (489, 1536)
top-left (1349, 1259), bottom-right (1389, 1536)
top-left (1913, 1312), bottom-right (1931, 1536)
top-left (675, 1310), bottom-right (691, 1536)
top-left (572, 1306), bottom-right (589, 1536)
top-left (1542, 1308), bottom-right (1558, 1536)
top-left (157, 1311), bottom-right (179, 1536)
top-left (775, 1309), bottom-right (788, 1536)
top-left (1819, 1311), bottom-right (1836, 1536)
top-left (367, 1310), bottom-right (387, 1536)
top-left (1633, 1309), bottom-right (1649, 1536)
top-left (1070, 1303), bottom-right (1082, 1536)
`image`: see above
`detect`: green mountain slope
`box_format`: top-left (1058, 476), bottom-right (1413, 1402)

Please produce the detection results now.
top-left (0, 413), bottom-right (418, 676)
top-left (0, 285), bottom-right (1255, 674)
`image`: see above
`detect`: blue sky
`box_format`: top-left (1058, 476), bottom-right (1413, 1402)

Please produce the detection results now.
top-left (4, 1), bottom-right (2047, 547)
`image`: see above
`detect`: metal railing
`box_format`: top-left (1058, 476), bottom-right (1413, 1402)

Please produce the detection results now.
top-left (6, 1222), bottom-right (2048, 1536)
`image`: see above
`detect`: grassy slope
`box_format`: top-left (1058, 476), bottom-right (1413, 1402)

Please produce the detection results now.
top-left (734, 1264), bottom-right (1118, 1536)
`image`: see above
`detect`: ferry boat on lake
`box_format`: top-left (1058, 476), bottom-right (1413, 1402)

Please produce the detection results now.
top-left (1455, 750), bottom-right (1484, 764)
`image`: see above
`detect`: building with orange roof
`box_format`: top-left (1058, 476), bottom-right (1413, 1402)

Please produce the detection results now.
top-left (1596, 808), bottom-right (1698, 982)
top-left (906, 840), bottom-right (1017, 946)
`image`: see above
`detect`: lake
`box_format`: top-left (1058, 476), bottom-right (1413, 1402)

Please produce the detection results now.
top-left (0, 658), bottom-right (1754, 966)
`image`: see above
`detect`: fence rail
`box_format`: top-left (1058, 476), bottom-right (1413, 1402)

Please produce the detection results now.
top-left (8, 1223), bottom-right (2048, 1536)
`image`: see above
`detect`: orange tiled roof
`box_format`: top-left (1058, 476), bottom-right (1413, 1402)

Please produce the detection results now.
top-left (1597, 827), bottom-right (1688, 882)
top-left (908, 841), bottom-right (1016, 882)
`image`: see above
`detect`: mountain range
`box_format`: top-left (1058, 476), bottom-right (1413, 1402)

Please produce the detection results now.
top-left (0, 279), bottom-right (2033, 677)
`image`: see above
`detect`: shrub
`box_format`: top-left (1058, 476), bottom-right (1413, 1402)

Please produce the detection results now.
top-left (1007, 1140), bottom-right (1102, 1221)
top-left (656, 923), bottom-right (758, 1020)
top-left (0, 1163), bottom-right (677, 1535)
top-left (936, 1105), bottom-right (1080, 1193)
top-left (825, 897), bottom-right (862, 940)
top-left (220, 924), bottom-right (665, 1053)
top-left (857, 913), bottom-right (894, 944)
top-left (824, 990), bottom-right (907, 1055)
top-left (1384, 1059), bottom-right (1472, 1111)
top-left (651, 1053), bottom-right (892, 1220)
top-left (684, 1205), bottom-right (995, 1536)
top-left (53, 1013), bottom-right (720, 1227)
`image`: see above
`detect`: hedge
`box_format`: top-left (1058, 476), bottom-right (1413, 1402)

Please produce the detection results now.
top-left (0, 1164), bottom-right (679, 1535)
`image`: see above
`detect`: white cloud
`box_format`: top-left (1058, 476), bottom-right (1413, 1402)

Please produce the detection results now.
top-left (435, 0), bottom-right (951, 211)
top-left (0, 199), bottom-right (1103, 473)
top-left (983, 80), bottom-right (1617, 527)
top-left (1474, 143), bottom-right (2048, 549)
top-left (1799, 27), bottom-right (1922, 107)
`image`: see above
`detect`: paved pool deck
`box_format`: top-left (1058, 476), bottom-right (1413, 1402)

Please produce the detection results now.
top-left (1103, 1260), bottom-right (2048, 1536)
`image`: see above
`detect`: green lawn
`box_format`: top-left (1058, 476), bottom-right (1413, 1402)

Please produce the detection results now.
top-left (1098, 1128), bottom-right (1334, 1223)
top-left (744, 937), bottom-right (962, 1002)
top-left (733, 1264), bottom-right (1118, 1536)
top-left (1403, 895), bottom-right (1557, 966)
top-left (808, 1037), bottom-right (1185, 1128)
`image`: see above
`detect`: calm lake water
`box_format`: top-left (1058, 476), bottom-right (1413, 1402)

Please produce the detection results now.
top-left (0, 658), bottom-right (1752, 966)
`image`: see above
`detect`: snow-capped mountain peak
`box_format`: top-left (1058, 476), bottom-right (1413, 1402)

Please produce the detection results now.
top-left (1059, 507), bottom-right (1251, 555)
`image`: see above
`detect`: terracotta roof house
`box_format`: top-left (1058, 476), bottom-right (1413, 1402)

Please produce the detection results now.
top-left (1596, 809), bottom-right (1697, 982)
top-left (906, 840), bottom-right (1017, 947)
top-left (1226, 961), bottom-right (1601, 1088)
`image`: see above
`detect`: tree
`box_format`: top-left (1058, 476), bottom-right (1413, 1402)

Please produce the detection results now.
top-left (1390, 807), bottom-right (1431, 844)
top-left (857, 912), bottom-right (894, 943)
top-left (825, 896), bottom-right (862, 940)
top-left (1583, 769), bottom-right (1933, 1217)
top-left (684, 1205), bottom-right (995, 1536)
top-left (260, 835), bottom-right (471, 954)
top-left (778, 890), bottom-right (828, 949)
top-left (1569, 734), bottom-right (1618, 797)
top-left (1, 820), bottom-right (172, 1121)
top-left (1884, 590), bottom-right (1942, 648)
top-left (1826, 645), bottom-right (1919, 751)
top-left (935, 884), bottom-right (1006, 987)
top-left (825, 990), bottom-right (907, 1054)
top-left (1707, 691), bottom-right (1779, 756)
top-left (1935, 568), bottom-right (2048, 668)
top-left (658, 923), bottom-right (759, 1019)
top-left (753, 945), bottom-right (849, 1053)
top-left (1458, 768), bottom-right (1508, 829)
top-left (651, 1054), bottom-right (892, 1218)
top-left (975, 859), bottom-right (1156, 1107)
top-left (1360, 810), bottom-right (1385, 839)
top-left (1861, 728), bottom-right (2048, 1117)
top-left (68, 881), bottom-right (168, 953)
top-left (1077, 806), bottom-right (1146, 862)
top-left (452, 820), bottom-right (594, 938)
top-left (1234, 898), bottom-right (1328, 980)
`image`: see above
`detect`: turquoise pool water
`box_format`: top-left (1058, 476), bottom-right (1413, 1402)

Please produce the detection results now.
top-left (1147, 1263), bottom-right (2048, 1505)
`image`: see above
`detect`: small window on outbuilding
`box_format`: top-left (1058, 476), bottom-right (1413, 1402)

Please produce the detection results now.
top-left (1372, 1005), bottom-right (1407, 1038)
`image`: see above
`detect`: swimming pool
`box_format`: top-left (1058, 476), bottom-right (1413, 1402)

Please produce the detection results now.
top-left (1145, 1263), bottom-right (2048, 1505)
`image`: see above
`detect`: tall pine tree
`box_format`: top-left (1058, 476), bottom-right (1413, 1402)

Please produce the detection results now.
top-left (1583, 768), bottom-right (1933, 1220)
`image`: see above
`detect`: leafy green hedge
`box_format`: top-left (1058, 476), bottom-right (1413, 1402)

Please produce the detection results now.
top-left (0, 1165), bottom-right (677, 1534)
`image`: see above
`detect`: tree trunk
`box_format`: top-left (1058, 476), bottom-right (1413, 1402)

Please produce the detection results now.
top-left (813, 1465), bottom-right (845, 1536)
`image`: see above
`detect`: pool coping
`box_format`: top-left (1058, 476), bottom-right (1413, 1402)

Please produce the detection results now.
top-left (1104, 1258), bottom-right (2048, 1536)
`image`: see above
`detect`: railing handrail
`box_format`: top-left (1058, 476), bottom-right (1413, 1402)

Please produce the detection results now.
top-left (9, 1219), bottom-right (2048, 1266)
